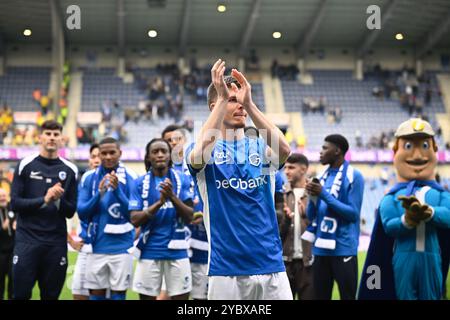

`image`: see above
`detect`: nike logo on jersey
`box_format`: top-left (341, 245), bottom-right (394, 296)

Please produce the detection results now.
top-left (343, 256), bottom-right (352, 263)
top-left (30, 171), bottom-right (43, 180)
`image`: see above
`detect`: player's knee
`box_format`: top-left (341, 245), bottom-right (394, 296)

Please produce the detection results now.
top-left (89, 289), bottom-right (107, 296)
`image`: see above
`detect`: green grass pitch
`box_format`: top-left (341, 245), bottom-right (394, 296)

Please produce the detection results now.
top-left (26, 251), bottom-right (450, 300)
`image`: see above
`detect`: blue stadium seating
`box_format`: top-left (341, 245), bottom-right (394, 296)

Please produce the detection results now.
top-left (282, 70), bottom-right (446, 148)
top-left (81, 69), bottom-right (266, 146)
top-left (360, 178), bottom-right (387, 234)
top-left (0, 67), bottom-right (50, 111)
top-left (81, 68), bottom-right (146, 112)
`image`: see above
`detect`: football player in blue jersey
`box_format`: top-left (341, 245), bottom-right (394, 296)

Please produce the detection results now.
top-left (303, 134), bottom-right (364, 300)
top-left (162, 125), bottom-right (209, 300)
top-left (162, 125), bottom-right (190, 174)
top-left (77, 137), bottom-right (138, 300)
top-left (160, 124), bottom-right (190, 300)
top-left (129, 138), bottom-right (194, 300)
top-left (71, 143), bottom-right (100, 300)
top-left (245, 126), bottom-right (285, 225)
top-left (186, 59), bottom-right (292, 300)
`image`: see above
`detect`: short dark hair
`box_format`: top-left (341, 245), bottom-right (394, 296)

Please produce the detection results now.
top-left (89, 143), bottom-right (100, 154)
top-left (286, 153), bottom-right (309, 167)
top-left (99, 137), bottom-right (120, 149)
top-left (40, 120), bottom-right (62, 132)
top-left (206, 75), bottom-right (241, 109)
top-left (144, 138), bottom-right (172, 172)
top-left (324, 134), bottom-right (349, 155)
top-left (161, 124), bottom-right (184, 139)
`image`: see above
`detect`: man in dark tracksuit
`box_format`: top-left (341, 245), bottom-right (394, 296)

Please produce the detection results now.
top-left (0, 188), bottom-right (15, 300)
top-left (10, 120), bottom-right (78, 300)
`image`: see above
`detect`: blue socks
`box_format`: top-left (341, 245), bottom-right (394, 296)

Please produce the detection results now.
top-left (110, 293), bottom-right (126, 300)
top-left (89, 292), bottom-right (126, 300)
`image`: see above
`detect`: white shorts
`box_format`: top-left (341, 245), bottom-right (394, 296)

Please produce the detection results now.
top-left (85, 253), bottom-right (133, 291)
top-left (208, 272), bottom-right (293, 300)
top-left (190, 263), bottom-right (208, 300)
top-left (72, 252), bottom-right (90, 296)
top-left (133, 258), bottom-right (192, 297)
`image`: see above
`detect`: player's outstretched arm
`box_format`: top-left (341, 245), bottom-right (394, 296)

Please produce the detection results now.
top-left (189, 59), bottom-right (229, 170)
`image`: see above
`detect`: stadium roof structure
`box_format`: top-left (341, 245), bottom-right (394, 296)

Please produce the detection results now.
top-left (0, 0), bottom-right (449, 57)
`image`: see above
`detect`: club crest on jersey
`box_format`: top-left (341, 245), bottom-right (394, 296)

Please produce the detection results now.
top-left (214, 151), bottom-right (232, 165)
top-left (59, 171), bottom-right (67, 181)
top-left (248, 153), bottom-right (261, 166)
top-left (108, 203), bottom-right (121, 218)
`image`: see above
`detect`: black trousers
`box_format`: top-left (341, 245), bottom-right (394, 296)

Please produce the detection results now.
top-left (312, 255), bottom-right (358, 300)
top-left (0, 250), bottom-right (13, 300)
top-left (13, 241), bottom-right (67, 300)
top-left (285, 259), bottom-right (314, 300)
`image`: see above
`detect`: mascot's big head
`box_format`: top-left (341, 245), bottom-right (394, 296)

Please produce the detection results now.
top-left (393, 118), bottom-right (438, 182)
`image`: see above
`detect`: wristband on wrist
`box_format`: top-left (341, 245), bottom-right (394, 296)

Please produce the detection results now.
top-left (193, 212), bottom-right (203, 219)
